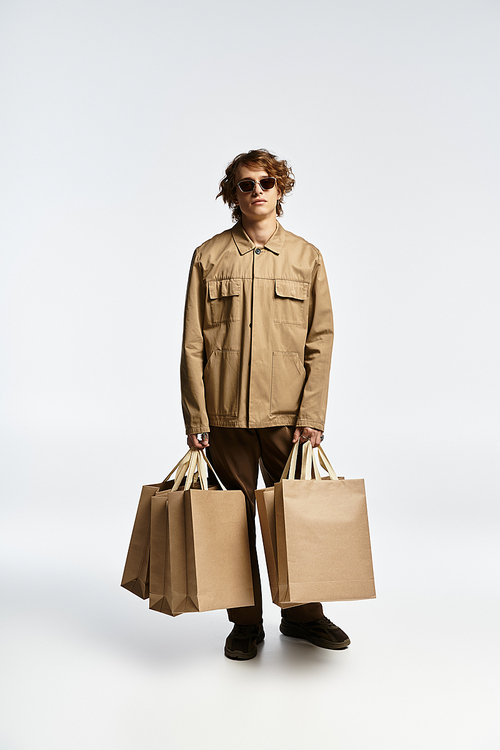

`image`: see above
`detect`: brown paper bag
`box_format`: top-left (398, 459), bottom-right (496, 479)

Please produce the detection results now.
top-left (149, 451), bottom-right (200, 616)
top-left (149, 489), bottom-right (190, 616)
top-left (255, 486), bottom-right (303, 609)
top-left (121, 451), bottom-right (191, 600)
top-left (275, 442), bottom-right (376, 603)
top-left (149, 450), bottom-right (254, 615)
top-left (121, 483), bottom-right (159, 599)
top-left (183, 451), bottom-right (254, 612)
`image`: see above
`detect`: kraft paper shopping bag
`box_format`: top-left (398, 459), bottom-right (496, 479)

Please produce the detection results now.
top-left (255, 486), bottom-right (303, 609)
top-left (275, 442), bottom-right (376, 603)
top-left (121, 451), bottom-right (191, 599)
top-left (149, 450), bottom-right (254, 615)
top-left (149, 450), bottom-right (200, 616)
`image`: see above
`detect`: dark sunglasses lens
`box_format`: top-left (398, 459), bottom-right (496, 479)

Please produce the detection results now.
top-left (238, 180), bottom-right (255, 192)
top-left (260, 178), bottom-right (276, 190)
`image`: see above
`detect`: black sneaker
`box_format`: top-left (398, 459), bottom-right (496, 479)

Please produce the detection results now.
top-left (224, 623), bottom-right (265, 660)
top-left (280, 615), bottom-right (350, 650)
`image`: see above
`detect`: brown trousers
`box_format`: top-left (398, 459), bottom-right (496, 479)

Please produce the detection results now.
top-left (207, 426), bottom-right (324, 626)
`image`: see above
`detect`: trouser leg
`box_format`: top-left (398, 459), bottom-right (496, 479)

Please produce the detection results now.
top-left (207, 427), bottom-right (263, 625)
top-left (258, 428), bottom-right (324, 624)
top-left (208, 425), bottom-right (324, 625)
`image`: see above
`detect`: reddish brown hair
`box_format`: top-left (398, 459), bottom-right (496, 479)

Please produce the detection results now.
top-left (216, 149), bottom-right (295, 222)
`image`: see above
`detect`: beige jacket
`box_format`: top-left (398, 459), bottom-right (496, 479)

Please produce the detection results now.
top-left (180, 221), bottom-right (333, 435)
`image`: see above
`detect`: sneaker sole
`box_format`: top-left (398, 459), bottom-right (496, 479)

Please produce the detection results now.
top-left (224, 633), bottom-right (265, 661)
top-left (279, 624), bottom-right (350, 650)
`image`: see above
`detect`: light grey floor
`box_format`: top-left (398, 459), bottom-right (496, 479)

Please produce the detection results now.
top-left (1, 449), bottom-right (498, 750)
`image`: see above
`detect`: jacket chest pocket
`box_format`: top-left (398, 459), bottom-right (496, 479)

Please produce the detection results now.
top-left (206, 279), bottom-right (241, 326)
top-left (274, 279), bottom-right (308, 326)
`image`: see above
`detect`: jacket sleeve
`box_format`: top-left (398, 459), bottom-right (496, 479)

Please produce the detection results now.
top-left (296, 250), bottom-right (334, 431)
top-left (180, 250), bottom-right (210, 435)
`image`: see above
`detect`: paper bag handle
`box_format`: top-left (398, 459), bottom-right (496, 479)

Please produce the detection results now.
top-left (281, 442), bottom-right (339, 481)
top-left (186, 450), bottom-right (203, 490)
top-left (281, 441), bottom-right (322, 480)
top-left (317, 446), bottom-right (338, 480)
top-left (194, 450), bottom-right (209, 490)
top-left (198, 451), bottom-right (227, 491)
top-left (174, 450), bottom-right (208, 491)
top-left (157, 450), bottom-right (192, 491)
top-left (170, 449), bottom-right (227, 492)
top-left (170, 450), bottom-right (196, 491)
top-left (281, 441), bottom-right (299, 479)
top-left (303, 444), bottom-right (339, 481)
top-left (300, 440), bottom-right (323, 480)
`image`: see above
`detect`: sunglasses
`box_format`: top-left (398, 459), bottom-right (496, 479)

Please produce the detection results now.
top-left (237, 177), bottom-right (276, 193)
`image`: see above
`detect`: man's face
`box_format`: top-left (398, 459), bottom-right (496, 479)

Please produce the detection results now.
top-left (234, 164), bottom-right (281, 223)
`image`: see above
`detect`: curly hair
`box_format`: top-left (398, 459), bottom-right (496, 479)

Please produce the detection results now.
top-left (216, 149), bottom-right (295, 223)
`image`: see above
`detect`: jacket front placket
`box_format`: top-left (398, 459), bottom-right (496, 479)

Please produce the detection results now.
top-left (231, 240), bottom-right (254, 429)
top-left (247, 245), bottom-right (276, 427)
top-left (247, 246), bottom-right (257, 427)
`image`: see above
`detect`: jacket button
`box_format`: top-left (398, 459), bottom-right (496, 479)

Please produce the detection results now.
top-left (255, 248), bottom-right (261, 255)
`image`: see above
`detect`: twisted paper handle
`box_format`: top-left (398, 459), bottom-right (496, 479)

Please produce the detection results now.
top-left (170, 449), bottom-right (227, 492)
top-left (281, 442), bottom-right (339, 481)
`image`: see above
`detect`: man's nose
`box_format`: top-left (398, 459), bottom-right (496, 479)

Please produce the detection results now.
top-left (253, 181), bottom-right (263, 194)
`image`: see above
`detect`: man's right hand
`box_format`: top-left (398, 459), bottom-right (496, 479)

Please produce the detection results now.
top-left (187, 432), bottom-right (209, 450)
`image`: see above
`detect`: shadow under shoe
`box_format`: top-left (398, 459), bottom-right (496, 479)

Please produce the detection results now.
top-left (280, 615), bottom-right (350, 650)
top-left (224, 623), bottom-right (265, 660)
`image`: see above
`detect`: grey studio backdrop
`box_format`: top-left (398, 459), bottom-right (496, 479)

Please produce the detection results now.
top-left (1, 1), bottom-right (499, 749)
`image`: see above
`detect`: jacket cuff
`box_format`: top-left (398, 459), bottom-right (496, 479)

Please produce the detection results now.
top-left (185, 424), bottom-right (211, 436)
top-left (295, 419), bottom-right (325, 432)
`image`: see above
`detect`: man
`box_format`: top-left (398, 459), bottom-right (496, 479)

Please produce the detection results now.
top-left (180, 149), bottom-right (350, 660)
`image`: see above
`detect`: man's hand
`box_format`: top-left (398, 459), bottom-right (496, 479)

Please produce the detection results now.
top-left (292, 427), bottom-right (323, 448)
top-left (187, 432), bottom-right (210, 450)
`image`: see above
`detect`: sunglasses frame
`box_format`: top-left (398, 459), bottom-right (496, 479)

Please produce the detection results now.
top-left (236, 177), bottom-right (277, 193)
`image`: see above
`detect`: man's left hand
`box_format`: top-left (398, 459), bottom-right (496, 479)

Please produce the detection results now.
top-left (292, 427), bottom-right (324, 448)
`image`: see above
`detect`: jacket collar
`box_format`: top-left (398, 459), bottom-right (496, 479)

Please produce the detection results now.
top-left (231, 221), bottom-right (285, 256)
